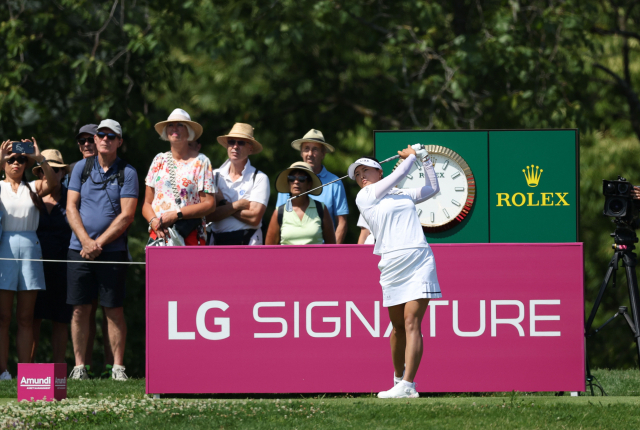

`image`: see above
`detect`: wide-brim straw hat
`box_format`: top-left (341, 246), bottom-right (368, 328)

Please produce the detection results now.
top-left (291, 129), bottom-right (335, 153)
top-left (154, 108), bottom-right (203, 140)
top-left (32, 149), bottom-right (69, 176)
top-left (217, 123), bottom-right (263, 154)
top-left (276, 161), bottom-right (322, 196)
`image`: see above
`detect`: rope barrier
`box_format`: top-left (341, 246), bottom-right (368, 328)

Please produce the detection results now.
top-left (0, 257), bottom-right (145, 265)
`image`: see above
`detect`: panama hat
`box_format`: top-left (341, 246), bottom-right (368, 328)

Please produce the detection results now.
top-left (291, 129), bottom-right (335, 153)
top-left (217, 123), bottom-right (263, 154)
top-left (154, 109), bottom-right (203, 140)
top-left (276, 161), bottom-right (322, 196)
top-left (32, 149), bottom-right (69, 176)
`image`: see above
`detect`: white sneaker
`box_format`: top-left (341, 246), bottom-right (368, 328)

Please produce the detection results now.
top-left (378, 382), bottom-right (419, 399)
top-left (0, 370), bottom-right (11, 381)
top-left (69, 366), bottom-right (89, 380)
top-left (112, 367), bottom-right (128, 381)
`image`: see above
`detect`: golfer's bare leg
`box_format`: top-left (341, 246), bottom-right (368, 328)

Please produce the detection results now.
top-left (388, 303), bottom-right (407, 378)
top-left (104, 306), bottom-right (126, 366)
top-left (71, 304), bottom-right (92, 366)
top-left (403, 299), bottom-right (430, 383)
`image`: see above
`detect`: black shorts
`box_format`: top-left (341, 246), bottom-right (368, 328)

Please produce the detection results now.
top-left (67, 249), bottom-right (129, 308)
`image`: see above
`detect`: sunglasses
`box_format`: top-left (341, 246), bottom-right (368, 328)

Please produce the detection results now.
top-left (288, 175), bottom-right (310, 183)
top-left (227, 139), bottom-right (246, 147)
top-left (6, 155), bottom-right (28, 165)
top-left (96, 131), bottom-right (118, 140)
top-left (37, 167), bottom-right (61, 174)
top-left (78, 138), bottom-right (95, 145)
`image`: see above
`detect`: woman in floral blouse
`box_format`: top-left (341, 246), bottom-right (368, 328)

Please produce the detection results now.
top-left (142, 109), bottom-right (216, 245)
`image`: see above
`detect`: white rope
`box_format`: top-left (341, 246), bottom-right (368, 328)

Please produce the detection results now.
top-left (0, 257), bottom-right (145, 265)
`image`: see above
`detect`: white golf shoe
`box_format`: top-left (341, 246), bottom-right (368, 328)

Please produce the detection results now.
top-left (378, 382), bottom-right (419, 399)
top-left (0, 370), bottom-right (11, 381)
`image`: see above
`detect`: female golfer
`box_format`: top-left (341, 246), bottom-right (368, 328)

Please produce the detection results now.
top-left (349, 145), bottom-right (440, 398)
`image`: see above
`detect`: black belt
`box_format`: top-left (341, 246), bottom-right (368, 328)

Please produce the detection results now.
top-left (212, 229), bottom-right (257, 245)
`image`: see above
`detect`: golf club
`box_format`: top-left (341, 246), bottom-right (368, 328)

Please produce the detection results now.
top-left (284, 144), bottom-right (425, 212)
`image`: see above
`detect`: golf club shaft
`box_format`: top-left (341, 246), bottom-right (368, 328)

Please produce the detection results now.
top-left (286, 155), bottom-right (400, 205)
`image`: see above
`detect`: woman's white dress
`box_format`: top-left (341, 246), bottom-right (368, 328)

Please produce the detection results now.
top-left (356, 153), bottom-right (442, 307)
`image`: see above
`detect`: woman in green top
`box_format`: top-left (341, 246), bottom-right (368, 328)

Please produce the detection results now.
top-left (266, 162), bottom-right (336, 245)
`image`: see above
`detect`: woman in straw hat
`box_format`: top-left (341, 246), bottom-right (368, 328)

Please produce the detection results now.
top-left (143, 109), bottom-right (216, 246)
top-left (265, 162), bottom-right (335, 245)
top-left (348, 145), bottom-right (440, 399)
top-left (30, 150), bottom-right (74, 364)
top-left (0, 138), bottom-right (56, 381)
top-left (207, 123), bottom-right (270, 246)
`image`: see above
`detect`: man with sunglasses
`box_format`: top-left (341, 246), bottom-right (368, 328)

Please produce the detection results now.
top-left (66, 119), bottom-right (139, 381)
top-left (275, 129), bottom-right (349, 243)
top-left (208, 123), bottom-right (270, 245)
top-left (67, 124), bottom-right (98, 177)
top-left (68, 124), bottom-right (114, 377)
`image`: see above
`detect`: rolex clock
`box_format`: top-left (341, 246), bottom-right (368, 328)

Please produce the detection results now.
top-left (394, 145), bottom-right (476, 232)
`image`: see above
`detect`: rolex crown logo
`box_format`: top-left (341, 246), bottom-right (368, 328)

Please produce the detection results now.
top-left (522, 165), bottom-right (543, 187)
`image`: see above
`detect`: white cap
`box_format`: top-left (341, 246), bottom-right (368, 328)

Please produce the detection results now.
top-left (97, 119), bottom-right (122, 137)
top-left (348, 158), bottom-right (382, 180)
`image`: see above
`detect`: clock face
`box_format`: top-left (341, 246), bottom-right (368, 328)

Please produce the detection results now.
top-left (394, 145), bottom-right (475, 232)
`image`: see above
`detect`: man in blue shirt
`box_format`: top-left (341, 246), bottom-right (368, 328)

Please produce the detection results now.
top-left (66, 119), bottom-right (138, 382)
top-left (275, 129), bottom-right (349, 243)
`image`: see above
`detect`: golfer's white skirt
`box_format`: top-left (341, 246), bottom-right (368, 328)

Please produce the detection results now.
top-left (378, 246), bottom-right (441, 307)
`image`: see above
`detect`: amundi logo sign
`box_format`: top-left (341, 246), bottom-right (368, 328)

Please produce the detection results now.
top-left (20, 376), bottom-right (51, 389)
top-left (496, 165), bottom-right (570, 207)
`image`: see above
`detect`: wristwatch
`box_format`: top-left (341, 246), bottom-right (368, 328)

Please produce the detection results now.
top-left (177, 210), bottom-right (183, 221)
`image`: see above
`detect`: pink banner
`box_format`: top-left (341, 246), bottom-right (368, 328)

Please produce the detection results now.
top-left (146, 244), bottom-right (584, 394)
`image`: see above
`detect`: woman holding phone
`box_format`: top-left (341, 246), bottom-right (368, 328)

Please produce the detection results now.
top-left (0, 138), bottom-right (55, 380)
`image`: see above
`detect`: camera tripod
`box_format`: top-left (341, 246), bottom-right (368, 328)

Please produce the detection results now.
top-left (585, 226), bottom-right (640, 395)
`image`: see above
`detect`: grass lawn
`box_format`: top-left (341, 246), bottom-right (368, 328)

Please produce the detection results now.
top-left (0, 368), bottom-right (638, 429)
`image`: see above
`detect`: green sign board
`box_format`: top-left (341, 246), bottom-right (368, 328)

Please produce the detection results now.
top-left (373, 130), bottom-right (578, 243)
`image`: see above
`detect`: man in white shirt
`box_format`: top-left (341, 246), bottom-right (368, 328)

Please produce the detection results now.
top-left (207, 123), bottom-right (270, 245)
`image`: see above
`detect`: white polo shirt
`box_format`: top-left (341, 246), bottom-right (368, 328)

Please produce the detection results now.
top-left (211, 158), bottom-right (270, 244)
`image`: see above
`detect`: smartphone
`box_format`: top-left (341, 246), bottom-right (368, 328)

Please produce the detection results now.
top-left (12, 141), bottom-right (34, 154)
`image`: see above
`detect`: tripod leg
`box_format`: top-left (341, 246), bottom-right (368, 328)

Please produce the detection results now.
top-left (586, 253), bottom-right (618, 333)
top-left (622, 254), bottom-right (640, 370)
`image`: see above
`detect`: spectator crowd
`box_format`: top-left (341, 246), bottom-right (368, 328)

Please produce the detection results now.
top-left (0, 109), bottom-right (375, 381)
